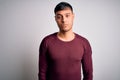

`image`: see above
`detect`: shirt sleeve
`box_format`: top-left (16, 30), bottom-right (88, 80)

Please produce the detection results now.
top-left (81, 39), bottom-right (93, 80)
top-left (38, 39), bottom-right (48, 80)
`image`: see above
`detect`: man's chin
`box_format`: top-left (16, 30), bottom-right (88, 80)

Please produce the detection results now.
top-left (60, 29), bottom-right (71, 33)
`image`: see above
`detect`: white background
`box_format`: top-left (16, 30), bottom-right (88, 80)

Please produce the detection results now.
top-left (0, 0), bottom-right (120, 80)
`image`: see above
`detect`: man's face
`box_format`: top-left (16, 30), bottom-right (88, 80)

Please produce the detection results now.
top-left (55, 8), bottom-right (74, 32)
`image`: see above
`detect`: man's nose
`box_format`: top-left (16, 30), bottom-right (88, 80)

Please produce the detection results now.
top-left (62, 16), bottom-right (66, 23)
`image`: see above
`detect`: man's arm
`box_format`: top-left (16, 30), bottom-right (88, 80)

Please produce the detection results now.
top-left (38, 39), bottom-right (48, 80)
top-left (81, 40), bottom-right (93, 80)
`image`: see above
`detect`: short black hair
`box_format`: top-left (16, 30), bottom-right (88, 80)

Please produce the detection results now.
top-left (54, 2), bottom-right (73, 14)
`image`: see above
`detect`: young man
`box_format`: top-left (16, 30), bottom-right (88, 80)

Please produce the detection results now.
top-left (39, 2), bottom-right (93, 80)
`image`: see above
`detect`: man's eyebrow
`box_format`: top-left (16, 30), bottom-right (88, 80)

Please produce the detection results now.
top-left (65, 13), bottom-right (71, 15)
top-left (56, 14), bottom-right (62, 16)
top-left (56, 13), bottom-right (71, 16)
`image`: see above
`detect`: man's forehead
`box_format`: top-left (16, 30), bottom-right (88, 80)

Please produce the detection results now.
top-left (55, 9), bottom-right (72, 15)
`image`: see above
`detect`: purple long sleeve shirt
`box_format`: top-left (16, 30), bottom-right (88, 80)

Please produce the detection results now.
top-left (39, 32), bottom-right (93, 80)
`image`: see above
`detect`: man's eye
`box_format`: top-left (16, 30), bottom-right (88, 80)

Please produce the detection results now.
top-left (57, 16), bottom-right (61, 19)
top-left (56, 16), bottom-right (62, 19)
top-left (66, 15), bottom-right (70, 18)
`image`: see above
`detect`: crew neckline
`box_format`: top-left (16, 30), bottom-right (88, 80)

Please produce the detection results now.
top-left (55, 32), bottom-right (76, 43)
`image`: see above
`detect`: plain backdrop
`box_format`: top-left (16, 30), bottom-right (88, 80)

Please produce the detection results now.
top-left (0, 0), bottom-right (120, 80)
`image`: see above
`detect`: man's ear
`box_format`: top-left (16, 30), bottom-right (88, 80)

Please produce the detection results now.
top-left (54, 15), bottom-right (57, 21)
top-left (72, 13), bottom-right (75, 19)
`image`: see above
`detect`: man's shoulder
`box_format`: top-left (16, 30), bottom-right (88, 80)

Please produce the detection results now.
top-left (75, 33), bottom-right (87, 41)
top-left (42, 32), bottom-right (57, 42)
top-left (75, 33), bottom-right (90, 45)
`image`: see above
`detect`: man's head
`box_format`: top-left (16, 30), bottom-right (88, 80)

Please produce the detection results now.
top-left (54, 2), bottom-right (73, 14)
top-left (54, 2), bottom-right (74, 32)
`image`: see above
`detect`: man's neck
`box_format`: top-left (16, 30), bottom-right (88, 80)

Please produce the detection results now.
top-left (57, 31), bottom-right (75, 41)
